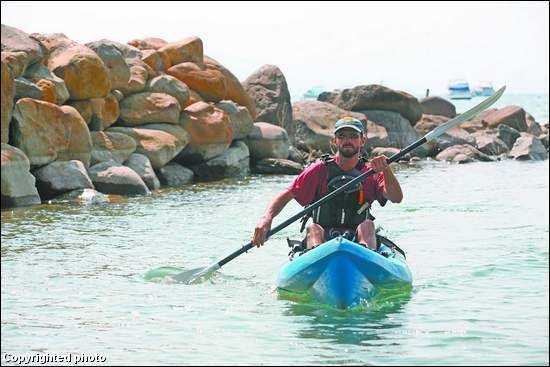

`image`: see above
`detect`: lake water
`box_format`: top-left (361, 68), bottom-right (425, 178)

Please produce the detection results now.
top-left (2, 159), bottom-right (548, 365)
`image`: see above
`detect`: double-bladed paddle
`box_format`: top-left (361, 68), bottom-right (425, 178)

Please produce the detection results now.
top-left (176, 86), bottom-right (506, 284)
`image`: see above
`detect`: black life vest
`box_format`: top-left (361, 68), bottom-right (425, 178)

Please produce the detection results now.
top-left (311, 156), bottom-right (370, 229)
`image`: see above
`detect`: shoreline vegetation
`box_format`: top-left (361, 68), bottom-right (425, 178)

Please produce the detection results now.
top-left (1, 25), bottom-right (548, 209)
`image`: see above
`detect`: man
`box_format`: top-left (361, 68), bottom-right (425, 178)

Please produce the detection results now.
top-left (252, 117), bottom-right (403, 250)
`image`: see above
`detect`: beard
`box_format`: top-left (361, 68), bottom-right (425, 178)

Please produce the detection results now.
top-left (338, 144), bottom-right (360, 158)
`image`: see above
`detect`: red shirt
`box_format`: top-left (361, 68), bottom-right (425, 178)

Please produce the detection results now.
top-left (288, 159), bottom-right (388, 207)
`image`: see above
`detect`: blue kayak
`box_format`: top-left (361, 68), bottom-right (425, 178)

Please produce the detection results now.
top-left (276, 236), bottom-right (412, 309)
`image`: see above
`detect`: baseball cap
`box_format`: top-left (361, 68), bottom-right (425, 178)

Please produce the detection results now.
top-left (334, 117), bottom-right (365, 135)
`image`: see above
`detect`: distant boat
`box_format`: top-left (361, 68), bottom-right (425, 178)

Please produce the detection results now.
top-left (473, 81), bottom-right (495, 96)
top-left (303, 86), bottom-right (324, 100)
top-left (448, 79), bottom-right (472, 100)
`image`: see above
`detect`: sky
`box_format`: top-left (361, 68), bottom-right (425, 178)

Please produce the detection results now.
top-left (2, 1), bottom-right (549, 97)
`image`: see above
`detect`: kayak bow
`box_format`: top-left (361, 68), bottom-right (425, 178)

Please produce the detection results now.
top-left (277, 236), bottom-right (412, 309)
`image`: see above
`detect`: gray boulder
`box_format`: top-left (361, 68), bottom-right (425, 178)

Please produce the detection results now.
top-left (1, 143), bottom-right (41, 208)
top-left (243, 65), bottom-right (293, 142)
top-left (34, 160), bottom-right (94, 200)
top-left (88, 160), bottom-right (150, 195)
top-left (419, 96), bottom-right (456, 118)
top-left (319, 84), bottom-right (423, 124)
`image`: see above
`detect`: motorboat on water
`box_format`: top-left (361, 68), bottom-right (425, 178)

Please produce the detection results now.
top-left (448, 79), bottom-right (472, 99)
top-left (473, 81), bottom-right (495, 96)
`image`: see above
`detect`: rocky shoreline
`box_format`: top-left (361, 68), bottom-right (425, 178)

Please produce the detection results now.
top-left (1, 24), bottom-right (548, 209)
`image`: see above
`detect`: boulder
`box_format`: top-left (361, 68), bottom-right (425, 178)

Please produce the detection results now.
top-left (435, 144), bottom-right (494, 163)
top-left (215, 100), bottom-right (254, 140)
top-left (34, 33), bottom-right (111, 100)
top-left (119, 92), bottom-right (180, 126)
top-left (319, 84), bottom-right (423, 124)
top-left (539, 134), bottom-right (548, 150)
top-left (23, 63), bottom-right (70, 104)
top-left (473, 132), bottom-right (509, 156)
top-left (70, 93), bottom-right (120, 131)
top-left (459, 108), bottom-right (495, 133)
top-left (86, 39), bottom-right (131, 90)
top-left (14, 77), bottom-right (43, 100)
top-left (1, 51), bottom-right (29, 78)
top-left (120, 58), bottom-right (153, 95)
top-left (157, 36), bottom-right (203, 69)
top-left (1, 54), bottom-right (15, 143)
top-left (253, 158), bottom-right (303, 175)
top-left (178, 101), bottom-right (233, 163)
top-left (33, 160), bottom-right (94, 199)
top-left (484, 106), bottom-right (528, 132)
top-left (90, 131), bottom-right (137, 165)
top-left (107, 124), bottom-right (189, 169)
top-left (124, 153), bottom-right (160, 190)
top-left (419, 96), bottom-right (456, 118)
top-left (360, 110), bottom-right (430, 157)
top-left (496, 124), bottom-right (521, 150)
top-left (292, 100), bottom-right (365, 152)
top-left (415, 114), bottom-right (450, 135)
top-left (243, 65), bottom-right (293, 141)
top-left (191, 140), bottom-right (250, 181)
top-left (147, 75), bottom-right (190, 109)
top-left (88, 160), bottom-right (150, 195)
top-left (246, 122), bottom-right (289, 160)
top-left (167, 55), bottom-right (256, 118)
top-left (433, 126), bottom-right (475, 152)
top-left (12, 98), bottom-right (92, 167)
top-left (1, 24), bottom-right (43, 66)
top-left (287, 146), bottom-right (305, 165)
top-left (157, 162), bottom-right (194, 187)
top-left (525, 113), bottom-right (543, 136)
top-left (509, 133), bottom-right (548, 160)
top-left (141, 49), bottom-right (166, 73)
top-left (127, 37), bottom-right (167, 50)
top-left (1, 143), bottom-right (41, 208)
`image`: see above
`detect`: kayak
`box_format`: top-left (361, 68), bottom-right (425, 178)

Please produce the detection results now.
top-left (276, 236), bottom-right (412, 309)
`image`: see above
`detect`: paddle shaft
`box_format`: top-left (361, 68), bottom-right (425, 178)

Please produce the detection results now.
top-left (215, 86), bottom-right (506, 269)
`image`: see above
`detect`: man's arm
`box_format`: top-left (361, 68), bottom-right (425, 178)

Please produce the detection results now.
top-left (369, 156), bottom-right (403, 203)
top-left (252, 189), bottom-right (295, 247)
top-left (380, 166), bottom-right (403, 203)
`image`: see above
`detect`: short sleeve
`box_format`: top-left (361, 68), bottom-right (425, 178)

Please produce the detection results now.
top-left (288, 161), bottom-right (327, 207)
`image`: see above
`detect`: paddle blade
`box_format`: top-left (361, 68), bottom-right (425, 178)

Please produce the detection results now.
top-left (144, 265), bottom-right (218, 284)
top-left (144, 266), bottom-right (184, 282)
top-left (172, 263), bottom-right (221, 284)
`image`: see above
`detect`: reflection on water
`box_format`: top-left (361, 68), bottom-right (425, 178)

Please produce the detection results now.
top-left (281, 288), bottom-right (412, 346)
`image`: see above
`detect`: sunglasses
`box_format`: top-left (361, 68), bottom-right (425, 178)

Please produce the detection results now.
top-left (335, 132), bottom-right (361, 140)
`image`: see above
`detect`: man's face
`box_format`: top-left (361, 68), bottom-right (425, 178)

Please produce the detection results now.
top-left (333, 128), bottom-right (366, 158)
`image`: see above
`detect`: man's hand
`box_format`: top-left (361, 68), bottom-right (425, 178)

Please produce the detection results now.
top-left (252, 216), bottom-right (272, 247)
top-left (251, 189), bottom-right (294, 248)
top-left (370, 155), bottom-right (403, 203)
top-left (369, 155), bottom-right (390, 173)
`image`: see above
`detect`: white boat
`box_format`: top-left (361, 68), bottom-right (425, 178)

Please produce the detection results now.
top-left (448, 79), bottom-right (472, 100)
top-left (473, 81), bottom-right (495, 96)
top-left (302, 86), bottom-right (324, 100)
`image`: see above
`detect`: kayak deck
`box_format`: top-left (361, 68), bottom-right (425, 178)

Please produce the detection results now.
top-left (276, 236), bottom-right (412, 308)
